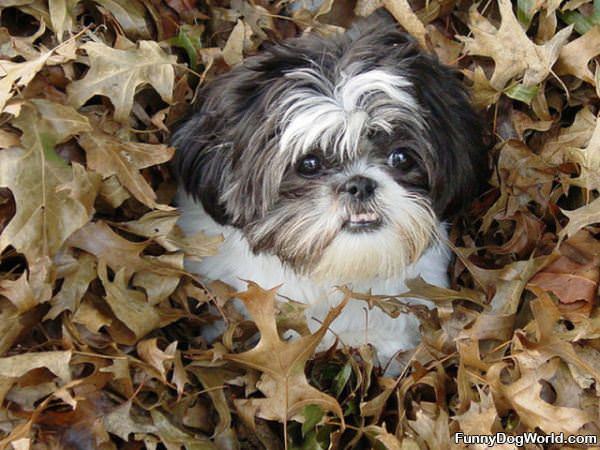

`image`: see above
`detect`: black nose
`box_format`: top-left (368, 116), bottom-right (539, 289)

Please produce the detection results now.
top-left (343, 176), bottom-right (378, 200)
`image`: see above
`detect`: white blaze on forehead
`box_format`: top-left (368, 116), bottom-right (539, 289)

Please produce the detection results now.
top-left (276, 68), bottom-right (420, 161)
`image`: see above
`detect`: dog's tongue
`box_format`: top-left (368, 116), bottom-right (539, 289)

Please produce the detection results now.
top-left (350, 212), bottom-right (378, 223)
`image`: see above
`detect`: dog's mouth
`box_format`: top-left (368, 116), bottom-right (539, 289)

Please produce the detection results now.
top-left (343, 212), bottom-right (383, 232)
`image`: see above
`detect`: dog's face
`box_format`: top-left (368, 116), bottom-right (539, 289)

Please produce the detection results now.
top-left (174, 18), bottom-right (484, 282)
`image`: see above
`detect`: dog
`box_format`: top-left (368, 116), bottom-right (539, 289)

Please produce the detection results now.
top-left (172, 14), bottom-right (483, 370)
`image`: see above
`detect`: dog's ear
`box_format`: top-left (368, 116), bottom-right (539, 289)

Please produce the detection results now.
top-left (172, 102), bottom-right (232, 225)
top-left (172, 44), bottom-right (324, 225)
top-left (404, 53), bottom-right (486, 218)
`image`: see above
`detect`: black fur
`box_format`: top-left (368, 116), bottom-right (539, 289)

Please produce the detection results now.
top-left (172, 14), bottom-right (484, 227)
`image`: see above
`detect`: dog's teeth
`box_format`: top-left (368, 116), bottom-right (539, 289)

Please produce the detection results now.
top-left (350, 212), bottom-right (378, 223)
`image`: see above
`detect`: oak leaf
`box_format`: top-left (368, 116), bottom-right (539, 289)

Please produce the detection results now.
top-left (78, 131), bottom-right (174, 210)
top-left (225, 282), bottom-right (346, 426)
top-left (98, 261), bottom-right (163, 342)
top-left (488, 357), bottom-right (593, 434)
top-left (93, 0), bottom-right (152, 40)
top-left (556, 25), bottom-right (600, 84)
top-left (383, 0), bottom-right (427, 48)
top-left (66, 221), bottom-right (183, 277)
top-left (0, 100), bottom-right (99, 263)
top-left (458, 0), bottom-right (572, 90)
top-left (45, 252), bottom-right (97, 319)
top-left (67, 41), bottom-right (177, 122)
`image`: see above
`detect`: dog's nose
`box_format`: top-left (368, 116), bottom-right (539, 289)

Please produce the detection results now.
top-left (343, 176), bottom-right (378, 200)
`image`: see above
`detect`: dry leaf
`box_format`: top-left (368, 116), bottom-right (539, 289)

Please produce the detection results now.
top-left (556, 26), bottom-right (600, 84)
top-left (98, 261), bottom-right (162, 342)
top-left (458, 0), bottom-right (572, 89)
top-left (68, 41), bottom-right (177, 122)
top-left (225, 282), bottom-right (346, 425)
top-left (383, 0), bottom-right (427, 48)
top-left (0, 100), bottom-right (99, 262)
top-left (78, 131), bottom-right (174, 210)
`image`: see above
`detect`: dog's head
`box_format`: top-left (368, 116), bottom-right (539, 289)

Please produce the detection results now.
top-left (173, 17), bottom-right (484, 282)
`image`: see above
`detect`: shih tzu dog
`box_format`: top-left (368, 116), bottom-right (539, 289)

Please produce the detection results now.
top-left (173, 14), bottom-right (483, 368)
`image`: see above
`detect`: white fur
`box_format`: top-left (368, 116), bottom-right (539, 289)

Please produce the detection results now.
top-left (277, 69), bottom-right (422, 162)
top-left (311, 163), bottom-right (439, 283)
top-left (177, 190), bottom-right (450, 371)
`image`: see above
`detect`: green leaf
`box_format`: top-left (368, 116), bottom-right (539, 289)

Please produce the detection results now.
top-left (560, 10), bottom-right (595, 35)
top-left (301, 404), bottom-right (324, 437)
top-left (516, 0), bottom-right (535, 28)
top-left (168, 25), bottom-right (203, 70)
top-left (332, 363), bottom-right (352, 397)
top-left (504, 82), bottom-right (539, 105)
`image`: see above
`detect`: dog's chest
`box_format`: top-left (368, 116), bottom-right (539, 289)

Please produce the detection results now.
top-left (177, 191), bottom-right (451, 365)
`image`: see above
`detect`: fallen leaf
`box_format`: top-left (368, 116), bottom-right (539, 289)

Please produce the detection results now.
top-left (488, 357), bottom-right (594, 434)
top-left (137, 338), bottom-right (176, 382)
top-left (383, 0), bottom-right (427, 48)
top-left (68, 41), bottom-right (177, 122)
top-left (458, 0), bottom-right (572, 89)
top-left (78, 131), bottom-right (174, 210)
top-left (74, 219), bottom-right (182, 275)
top-left (222, 20), bottom-right (246, 66)
top-left (0, 350), bottom-right (71, 382)
top-left (49, 0), bottom-right (79, 40)
top-left (556, 25), bottom-right (600, 84)
top-left (0, 100), bottom-right (98, 262)
top-left (93, 0), bottom-right (152, 40)
top-left (98, 261), bottom-right (162, 342)
top-left (225, 282), bottom-right (346, 426)
top-left (45, 252), bottom-right (97, 319)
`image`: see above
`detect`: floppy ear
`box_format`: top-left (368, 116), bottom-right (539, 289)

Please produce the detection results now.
top-left (172, 44), bottom-right (326, 226)
top-left (405, 52), bottom-right (486, 218)
top-left (171, 100), bottom-right (232, 225)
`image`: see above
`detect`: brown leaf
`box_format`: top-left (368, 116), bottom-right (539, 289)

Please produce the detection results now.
top-left (45, 252), bottom-right (96, 319)
top-left (48, 0), bottom-right (78, 41)
top-left (0, 350), bottom-right (71, 382)
top-left (67, 221), bottom-right (182, 277)
top-left (488, 357), bottom-right (593, 434)
top-left (225, 282), bottom-right (346, 425)
top-left (556, 26), bottom-right (600, 84)
top-left (137, 338), bottom-right (176, 382)
top-left (78, 131), bottom-right (174, 210)
top-left (68, 41), bottom-right (176, 122)
top-left (93, 0), bottom-right (152, 40)
top-left (0, 272), bottom-right (41, 314)
top-left (0, 100), bottom-right (99, 262)
top-left (98, 261), bottom-right (162, 342)
top-left (222, 20), bottom-right (247, 66)
top-left (383, 0), bottom-right (427, 48)
top-left (458, 0), bottom-right (572, 89)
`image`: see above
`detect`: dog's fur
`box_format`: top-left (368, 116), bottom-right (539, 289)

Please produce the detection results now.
top-left (173, 15), bottom-right (483, 368)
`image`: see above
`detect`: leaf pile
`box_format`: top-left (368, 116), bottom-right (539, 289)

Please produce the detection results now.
top-left (2, 0), bottom-right (600, 448)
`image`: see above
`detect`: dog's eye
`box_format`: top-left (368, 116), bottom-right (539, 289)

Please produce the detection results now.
top-left (297, 154), bottom-right (322, 176)
top-left (388, 148), bottom-right (414, 170)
